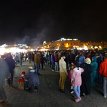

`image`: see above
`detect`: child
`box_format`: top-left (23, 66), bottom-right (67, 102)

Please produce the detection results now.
top-left (71, 63), bottom-right (84, 102)
top-left (70, 63), bottom-right (75, 93)
top-left (18, 71), bottom-right (26, 90)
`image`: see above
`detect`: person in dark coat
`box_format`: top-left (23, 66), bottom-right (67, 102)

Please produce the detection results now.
top-left (26, 67), bottom-right (40, 92)
top-left (81, 58), bottom-right (92, 96)
top-left (5, 53), bottom-right (15, 86)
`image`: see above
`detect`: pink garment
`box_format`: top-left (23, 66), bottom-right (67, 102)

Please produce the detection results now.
top-left (72, 67), bottom-right (84, 86)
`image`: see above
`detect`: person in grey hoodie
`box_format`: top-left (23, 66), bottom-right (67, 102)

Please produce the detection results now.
top-left (0, 55), bottom-right (10, 103)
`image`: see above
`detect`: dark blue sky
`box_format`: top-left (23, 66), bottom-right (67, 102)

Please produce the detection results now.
top-left (0, 0), bottom-right (107, 45)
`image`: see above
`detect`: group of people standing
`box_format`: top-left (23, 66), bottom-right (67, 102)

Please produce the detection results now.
top-left (58, 50), bottom-right (107, 102)
top-left (0, 49), bottom-right (107, 104)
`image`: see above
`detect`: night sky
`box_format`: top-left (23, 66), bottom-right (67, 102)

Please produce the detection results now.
top-left (0, 0), bottom-right (107, 45)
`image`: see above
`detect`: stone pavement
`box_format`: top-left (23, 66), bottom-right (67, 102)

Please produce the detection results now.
top-left (0, 62), bottom-right (107, 107)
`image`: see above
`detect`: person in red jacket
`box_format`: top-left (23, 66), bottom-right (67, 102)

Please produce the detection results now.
top-left (99, 53), bottom-right (107, 98)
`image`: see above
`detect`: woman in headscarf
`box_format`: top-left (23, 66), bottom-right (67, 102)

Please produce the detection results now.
top-left (80, 58), bottom-right (92, 96)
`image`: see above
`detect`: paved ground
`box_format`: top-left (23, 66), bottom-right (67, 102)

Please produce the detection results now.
top-left (0, 62), bottom-right (107, 107)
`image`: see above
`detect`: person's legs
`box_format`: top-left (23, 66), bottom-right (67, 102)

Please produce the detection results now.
top-left (35, 64), bottom-right (40, 75)
top-left (59, 72), bottom-right (62, 90)
top-left (74, 86), bottom-right (79, 98)
top-left (86, 81), bottom-right (91, 95)
top-left (55, 62), bottom-right (59, 71)
top-left (103, 77), bottom-right (107, 98)
top-left (74, 86), bottom-right (81, 102)
top-left (77, 86), bottom-right (80, 98)
top-left (0, 86), bottom-right (7, 102)
top-left (80, 82), bottom-right (86, 96)
top-left (52, 62), bottom-right (55, 71)
top-left (70, 86), bottom-right (74, 93)
top-left (59, 72), bottom-right (66, 92)
top-left (10, 71), bottom-right (14, 86)
top-left (34, 86), bottom-right (38, 93)
top-left (61, 73), bottom-right (66, 91)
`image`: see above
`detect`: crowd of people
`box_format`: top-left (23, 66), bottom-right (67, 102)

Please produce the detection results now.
top-left (35, 49), bottom-right (106, 102)
top-left (0, 49), bottom-right (107, 104)
top-left (57, 50), bottom-right (107, 102)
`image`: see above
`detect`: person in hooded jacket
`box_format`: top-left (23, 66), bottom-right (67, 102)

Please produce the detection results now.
top-left (91, 56), bottom-right (98, 87)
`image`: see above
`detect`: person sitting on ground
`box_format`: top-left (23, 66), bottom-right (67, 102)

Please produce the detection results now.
top-left (26, 67), bottom-right (40, 93)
